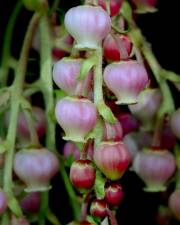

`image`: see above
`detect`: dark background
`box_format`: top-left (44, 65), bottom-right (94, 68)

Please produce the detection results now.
top-left (0, 0), bottom-right (180, 225)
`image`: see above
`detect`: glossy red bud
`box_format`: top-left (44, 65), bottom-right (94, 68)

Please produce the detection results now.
top-left (94, 142), bottom-right (131, 180)
top-left (103, 34), bottom-right (132, 61)
top-left (70, 159), bottom-right (96, 190)
top-left (98, 0), bottom-right (123, 17)
top-left (90, 199), bottom-right (108, 218)
top-left (105, 182), bottom-right (123, 206)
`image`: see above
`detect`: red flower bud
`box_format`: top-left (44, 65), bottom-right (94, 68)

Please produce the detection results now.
top-left (70, 159), bottom-right (96, 190)
top-left (98, 0), bottom-right (123, 17)
top-left (94, 142), bottom-right (131, 180)
top-left (90, 199), bottom-right (108, 218)
top-left (103, 34), bottom-right (132, 61)
top-left (105, 182), bottom-right (123, 206)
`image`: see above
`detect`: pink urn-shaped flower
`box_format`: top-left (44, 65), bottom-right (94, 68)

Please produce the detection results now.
top-left (53, 58), bottom-right (92, 97)
top-left (133, 149), bottom-right (176, 192)
top-left (168, 189), bottom-right (180, 221)
top-left (0, 189), bottom-right (7, 215)
top-left (64, 5), bottom-right (111, 49)
top-left (103, 34), bottom-right (132, 61)
top-left (94, 142), bottom-right (131, 180)
top-left (129, 88), bottom-right (162, 130)
top-left (170, 108), bottom-right (180, 139)
top-left (55, 97), bottom-right (97, 142)
top-left (13, 148), bottom-right (59, 192)
top-left (103, 60), bottom-right (149, 104)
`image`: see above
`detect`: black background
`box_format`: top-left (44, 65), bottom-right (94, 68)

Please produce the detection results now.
top-left (0, 0), bottom-right (180, 225)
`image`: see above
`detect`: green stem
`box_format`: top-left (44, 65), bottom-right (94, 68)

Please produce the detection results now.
top-left (141, 42), bottom-right (175, 113)
top-left (1, 13), bottom-right (40, 225)
top-left (39, 16), bottom-right (55, 150)
top-left (39, 191), bottom-right (49, 225)
top-left (0, 1), bottom-right (22, 86)
top-left (160, 69), bottom-right (180, 83)
top-left (93, 47), bottom-right (104, 105)
top-left (59, 159), bottom-right (80, 219)
top-left (93, 47), bottom-right (105, 146)
top-left (38, 15), bottom-right (55, 225)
